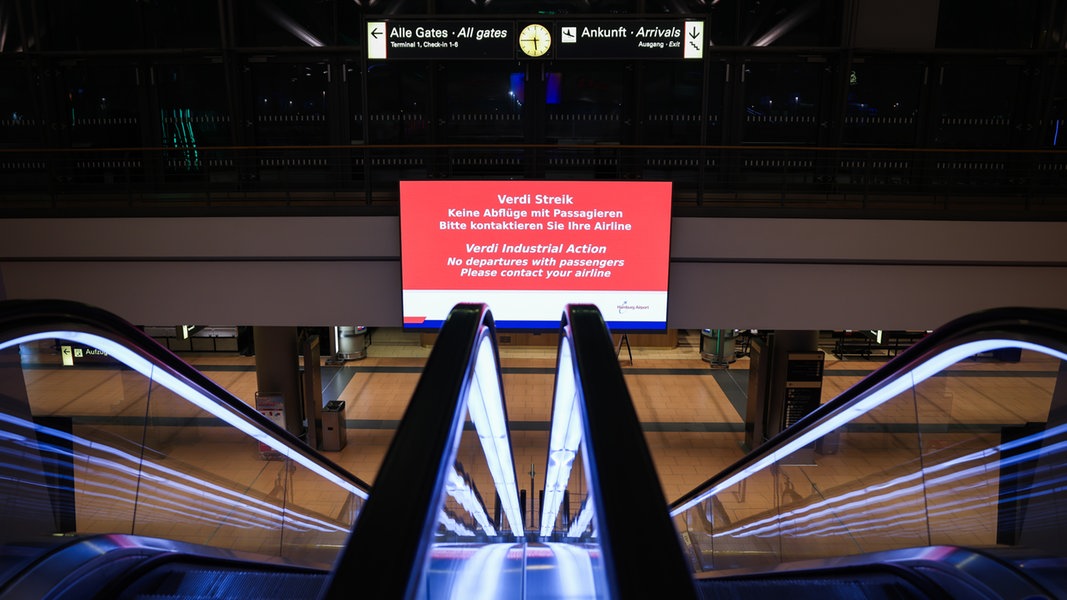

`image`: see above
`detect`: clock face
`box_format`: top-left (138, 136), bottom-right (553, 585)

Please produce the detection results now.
top-left (519, 24), bottom-right (551, 57)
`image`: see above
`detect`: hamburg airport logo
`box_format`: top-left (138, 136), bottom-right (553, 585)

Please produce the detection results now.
top-left (617, 301), bottom-right (650, 315)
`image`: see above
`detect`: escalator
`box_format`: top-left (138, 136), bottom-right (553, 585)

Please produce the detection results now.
top-left (0, 299), bottom-right (371, 599)
top-left (670, 307), bottom-right (1067, 599)
top-left (0, 300), bottom-right (696, 599)
top-left (320, 303), bottom-right (696, 599)
top-left (353, 303), bottom-right (1067, 599)
top-left (4, 299), bottom-right (1067, 598)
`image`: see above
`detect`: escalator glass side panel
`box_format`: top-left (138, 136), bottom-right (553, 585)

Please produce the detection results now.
top-left (539, 305), bottom-right (697, 599)
top-left (456, 334), bottom-right (525, 538)
top-left (540, 340), bottom-right (591, 539)
top-left (671, 307), bottom-right (1067, 579)
top-left (323, 303), bottom-right (524, 600)
top-left (414, 319), bottom-right (532, 598)
top-left (536, 333), bottom-right (607, 600)
top-left (0, 300), bottom-right (370, 581)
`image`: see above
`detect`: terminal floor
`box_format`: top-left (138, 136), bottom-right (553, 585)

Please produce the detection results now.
top-left (176, 330), bottom-right (1062, 506)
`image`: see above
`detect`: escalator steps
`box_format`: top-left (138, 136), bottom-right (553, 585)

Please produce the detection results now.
top-left (696, 573), bottom-right (931, 600)
top-left (128, 567), bottom-right (325, 599)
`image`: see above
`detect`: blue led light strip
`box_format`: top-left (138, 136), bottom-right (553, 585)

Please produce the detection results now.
top-left (0, 331), bottom-right (369, 499)
top-left (671, 339), bottom-right (1067, 516)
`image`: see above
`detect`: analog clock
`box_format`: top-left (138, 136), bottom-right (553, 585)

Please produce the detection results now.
top-left (518, 24), bottom-right (552, 57)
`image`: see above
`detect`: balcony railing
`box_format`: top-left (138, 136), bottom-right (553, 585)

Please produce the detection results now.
top-left (2, 144), bottom-right (1065, 219)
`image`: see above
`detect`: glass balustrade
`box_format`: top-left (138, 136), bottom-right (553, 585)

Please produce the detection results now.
top-left (413, 330), bottom-right (527, 598)
top-left (0, 313), bottom-right (369, 579)
top-left (672, 337), bottom-right (1067, 575)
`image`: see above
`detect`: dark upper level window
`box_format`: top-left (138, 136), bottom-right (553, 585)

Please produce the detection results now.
top-left (937, 0), bottom-right (1050, 49)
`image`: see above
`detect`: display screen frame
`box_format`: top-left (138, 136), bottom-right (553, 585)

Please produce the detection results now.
top-left (400, 180), bottom-right (672, 332)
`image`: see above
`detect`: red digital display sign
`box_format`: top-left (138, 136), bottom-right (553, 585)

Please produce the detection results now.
top-left (400, 180), bottom-right (671, 330)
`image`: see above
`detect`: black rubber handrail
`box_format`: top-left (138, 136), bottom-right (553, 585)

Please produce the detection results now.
top-left (0, 298), bottom-right (370, 495)
top-left (670, 306), bottom-right (1067, 514)
top-left (562, 304), bottom-right (699, 599)
top-left (321, 303), bottom-right (514, 599)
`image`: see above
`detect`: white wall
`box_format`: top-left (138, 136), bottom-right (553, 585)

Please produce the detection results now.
top-left (2, 216), bottom-right (1066, 330)
top-left (669, 218), bottom-right (1067, 329)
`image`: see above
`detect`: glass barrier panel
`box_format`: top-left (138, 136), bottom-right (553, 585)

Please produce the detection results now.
top-left (549, 442), bottom-right (590, 541)
top-left (675, 341), bottom-right (1067, 575)
top-left (530, 439), bottom-right (606, 599)
top-left (774, 375), bottom-right (927, 562)
top-left (683, 462), bottom-right (781, 571)
top-left (414, 422), bottom-right (522, 599)
top-left (4, 334), bottom-right (364, 569)
top-left (916, 349), bottom-right (1060, 551)
top-left (412, 331), bottom-right (526, 598)
top-left (535, 335), bottom-right (610, 599)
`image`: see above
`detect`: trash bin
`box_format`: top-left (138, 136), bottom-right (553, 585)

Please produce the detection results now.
top-left (701, 329), bottom-right (737, 365)
top-left (321, 400), bottom-right (347, 451)
top-left (334, 326), bottom-right (367, 361)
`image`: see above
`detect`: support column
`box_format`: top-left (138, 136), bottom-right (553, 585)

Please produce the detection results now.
top-left (302, 335), bottom-right (323, 450)
top-left (745, 331), bottom-right (823, 451)
top-left (253, 326), bottom-right (304, 437)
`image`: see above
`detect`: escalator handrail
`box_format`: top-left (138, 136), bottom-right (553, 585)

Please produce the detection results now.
top-left (563, 304), bottom-right (699, 599)
top-left (669, 305), bottom-right (1067, 515)
top-left (0, 298), bottom-right (370, 495)
top-left (320, 303), bottom-right (515, 599)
